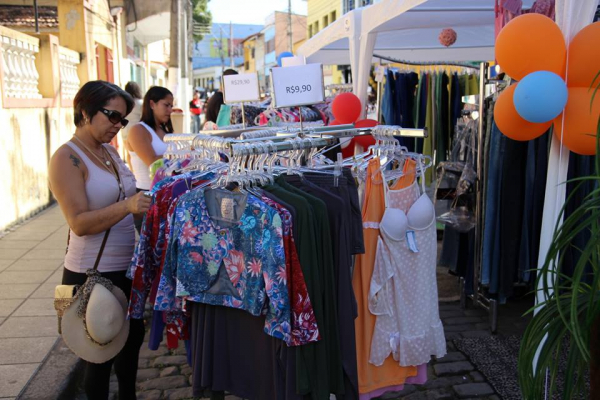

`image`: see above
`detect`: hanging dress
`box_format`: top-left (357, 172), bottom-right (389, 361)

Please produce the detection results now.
top-left (368, 166), bottom-right (446, 367)
top-left (353, 158), bottom-right (418, 394)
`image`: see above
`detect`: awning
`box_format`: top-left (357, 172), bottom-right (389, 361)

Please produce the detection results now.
top-left (297, 0), bottom-right (535, 115)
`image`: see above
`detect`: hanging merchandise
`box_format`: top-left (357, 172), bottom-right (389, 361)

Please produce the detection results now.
top-left (435, 116), bottom-right (478, 233)
top-left (127, 123), bottom-right (441, 400)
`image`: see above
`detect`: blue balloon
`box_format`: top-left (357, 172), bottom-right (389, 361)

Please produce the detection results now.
top-left (513, 71), bottom-right (568, 123)
top-left (277, 52), bottom-right (294, 67)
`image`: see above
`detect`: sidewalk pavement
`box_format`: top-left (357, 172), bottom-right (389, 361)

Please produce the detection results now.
top-left (0, 205), bottom-right (68, 399)
top-left (1, 205), bottom-right (523, 400)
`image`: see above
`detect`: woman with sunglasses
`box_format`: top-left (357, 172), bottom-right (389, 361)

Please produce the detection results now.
top-left (48, 80), bottom-right (152, 400)
top-left (127, 86), bottom-right (173, 193)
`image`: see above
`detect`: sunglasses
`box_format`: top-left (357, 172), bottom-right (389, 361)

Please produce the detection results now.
top-left (100, 108), bottom-right (129, 127)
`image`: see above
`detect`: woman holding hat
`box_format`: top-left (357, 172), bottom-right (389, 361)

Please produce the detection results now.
top-left (49, 80), bottom-right (151, 400)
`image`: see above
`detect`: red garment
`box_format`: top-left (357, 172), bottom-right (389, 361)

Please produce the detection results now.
top-left (527, 0), bottom-right (555, 20)
top-left (495, 0), bottom-right (523, 39)
top-left (190, 99), bottom-right (202, 115)
top-left (261, 196), bottom-right (321, 346)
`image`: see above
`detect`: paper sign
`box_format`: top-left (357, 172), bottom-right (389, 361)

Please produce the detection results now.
top-left (282, 55), bottom-right (306, 67)
top-left (375, 65), bottom-right (385, 83)
top-left (222, 72), bottom-right (260, 104)
top-left (270, 63), bottom-right (325, 108)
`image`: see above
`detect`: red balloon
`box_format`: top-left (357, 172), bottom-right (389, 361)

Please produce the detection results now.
top-left (331, 93), bottom-right (362, 124)
top-left (354, 119), bottom-right (379, 128)
top-left (329, 119), bottom-right (344, 126)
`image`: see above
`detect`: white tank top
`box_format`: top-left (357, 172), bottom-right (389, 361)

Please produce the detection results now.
top-left (128, 121), bottom-right (168, 190)
top-left (64, 142), bottom-right (137, 273)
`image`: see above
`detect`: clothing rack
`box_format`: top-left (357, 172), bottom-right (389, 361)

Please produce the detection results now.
top-left (459, 61), bottom-right (498, 333)
top-left (373, 54), bottom-right (480, 70)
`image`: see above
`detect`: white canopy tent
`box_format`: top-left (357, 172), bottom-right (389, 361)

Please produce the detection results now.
top-left (301, 0), bottom-right (600, 386)
top-left (297, 0), bottom-right (534, 116)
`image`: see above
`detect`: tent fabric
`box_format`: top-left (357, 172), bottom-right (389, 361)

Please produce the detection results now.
top-left (297, 0), bottom-right (534, 117)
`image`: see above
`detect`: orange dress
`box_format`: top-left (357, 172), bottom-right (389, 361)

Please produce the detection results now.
top-left (353, 157), bottom-right (418, 393)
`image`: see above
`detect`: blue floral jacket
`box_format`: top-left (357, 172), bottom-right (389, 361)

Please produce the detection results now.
top-left (157, 188), bottom-right (292, 344)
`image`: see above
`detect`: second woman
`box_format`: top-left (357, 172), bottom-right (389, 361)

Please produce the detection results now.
top-left (127, 86), bottom-right (173, 192)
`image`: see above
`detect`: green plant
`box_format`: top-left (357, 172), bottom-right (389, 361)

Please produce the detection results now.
top-left (192, 0), bottom-right (212, 42)
top-left (518, 73), bottom-right (600, 399)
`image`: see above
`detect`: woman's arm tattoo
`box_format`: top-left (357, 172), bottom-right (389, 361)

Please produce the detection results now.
top-left (69, 154), bottom-right (81, 169)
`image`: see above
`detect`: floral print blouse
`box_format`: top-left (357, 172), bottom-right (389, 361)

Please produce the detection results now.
top-left (157, 188), bottom-right (293, 345)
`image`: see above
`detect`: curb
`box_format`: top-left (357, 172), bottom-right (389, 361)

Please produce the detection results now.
top-left (18, 337), bottom-right (83, 400)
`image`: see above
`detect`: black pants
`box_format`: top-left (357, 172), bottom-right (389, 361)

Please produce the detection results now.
top-left (62, 268), bottom-right (146, 400)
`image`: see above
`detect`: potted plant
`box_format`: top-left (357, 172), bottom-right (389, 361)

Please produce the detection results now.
top-left (518, 77), bottom-right (600, 399)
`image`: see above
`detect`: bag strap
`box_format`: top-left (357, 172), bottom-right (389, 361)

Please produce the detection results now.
top-left (92, 228), bottom-right (111, 270)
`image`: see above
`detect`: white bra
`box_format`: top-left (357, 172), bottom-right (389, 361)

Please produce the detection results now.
top-left (379, 167), bottom-right (435, 241)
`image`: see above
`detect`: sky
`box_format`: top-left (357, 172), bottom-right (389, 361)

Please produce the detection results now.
top-left (208, 0), bottom-right (308, 25)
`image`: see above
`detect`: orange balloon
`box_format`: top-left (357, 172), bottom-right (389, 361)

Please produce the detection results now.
top-left (494, 84), bottom-right (553, 141)
top-left (496, 14), bottom-right (566, 80)
top-left (554, 87), bottom-right (600, 155)
top-left (566, 22), bottom-right (600, 88)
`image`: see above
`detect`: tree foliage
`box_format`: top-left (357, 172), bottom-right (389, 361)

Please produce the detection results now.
top-left (191, 0), bottom-right (212, 42)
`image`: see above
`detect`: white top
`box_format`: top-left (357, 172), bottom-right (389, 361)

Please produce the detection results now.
top-left (121, 98), bottom-right (143, 142)
top-left (368, 178), bottom-right (446, 367)
top-left (64, 142), bottom-right (137, 273)
top-left (128, 121), bottom-right (168, 190)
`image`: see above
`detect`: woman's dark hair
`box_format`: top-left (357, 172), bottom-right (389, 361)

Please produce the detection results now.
top-left (141, 86), bottom-right (174, 133)
top-left (73, 80), bottom-right (134, 127)
top-left (124, 81), bottom-right (142, 99)
top-left (204, 91), bottom-right (224, 124)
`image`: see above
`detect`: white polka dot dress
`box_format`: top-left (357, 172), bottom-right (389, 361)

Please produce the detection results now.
top-left (368, 179), bottom-right (446, 367)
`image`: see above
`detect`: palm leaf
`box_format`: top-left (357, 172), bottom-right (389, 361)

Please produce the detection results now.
top-left (518, 76), bottom-right (600, 399)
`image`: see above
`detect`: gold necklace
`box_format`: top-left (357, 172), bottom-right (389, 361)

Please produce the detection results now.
top-left (73, 135), bottom-right (113, 171)
top-left (72, 135), bottom-right (124, 194)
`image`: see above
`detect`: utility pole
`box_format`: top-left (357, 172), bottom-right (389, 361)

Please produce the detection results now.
top-left (230, 21), bottom-right (234, 68)
top-left (219, 26), bottom-right (224, 72)
top-left (168, 0), bottom-right (180, 98)
top-left (288, 0), bottom-right (293, 52)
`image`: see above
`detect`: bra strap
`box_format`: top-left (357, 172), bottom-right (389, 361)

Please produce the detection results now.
top-left (380, 163), bottom-right (390, 209)
top-left (418, 155), bottom-right (426, 194)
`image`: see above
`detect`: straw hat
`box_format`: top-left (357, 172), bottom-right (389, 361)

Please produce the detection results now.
top-left (61, 284), bottom-right (129, 364)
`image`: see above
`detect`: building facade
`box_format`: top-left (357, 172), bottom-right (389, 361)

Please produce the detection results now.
top-left (240, 11), bottom-right (306, 93)
top-left (191, 23), bottom-right (263, 91)
top-left (306, 0), bottom-right (376, 85)
top-left (0, 0), bottom-right (190, 231)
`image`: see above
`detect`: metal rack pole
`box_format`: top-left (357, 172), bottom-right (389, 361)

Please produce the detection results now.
top-left (463, 61), bottom-right (498, 333)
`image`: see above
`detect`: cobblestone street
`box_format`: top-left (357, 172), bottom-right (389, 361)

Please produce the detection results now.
top-left (2, 206), bottom-right (531, 400)
top-left (86, 303), bottom-right (511, 400)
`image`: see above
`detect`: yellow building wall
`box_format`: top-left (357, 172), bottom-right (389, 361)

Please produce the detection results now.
top-left (244, 39), bottom-right (257, 73)
top-left (307, 0), bottom-right (341, 38)
top-left (0, 0), bottom-right (128, 231)
top-left (307, 0), bottom-right (343, 84)
top-left (0, 103), bottom-right (74, 231)
top-left (58, 0), bottom-right (124, 85)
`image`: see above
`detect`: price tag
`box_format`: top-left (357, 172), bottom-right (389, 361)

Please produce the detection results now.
top-left (375, 65), bottom-right (385, 83)
top-left (222, 72), bottom-right (260, 104)
top-left (270, 63), bottom-right (325, 108)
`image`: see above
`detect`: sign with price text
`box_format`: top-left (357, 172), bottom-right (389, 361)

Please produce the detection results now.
top-left (222, 72), bottom-right (260, 104)
top-left (270, 63), bottom-right (325, 108)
